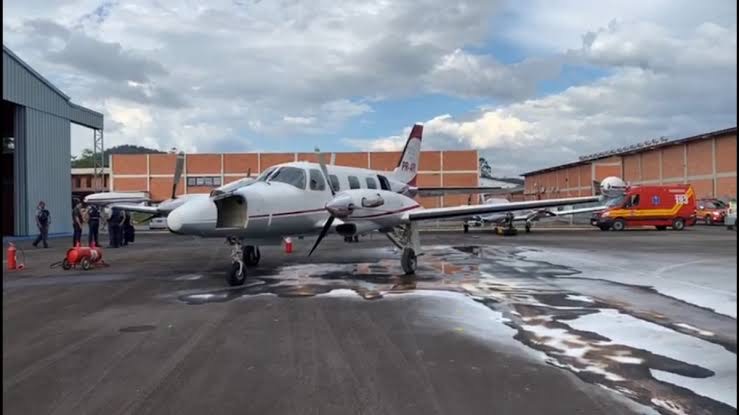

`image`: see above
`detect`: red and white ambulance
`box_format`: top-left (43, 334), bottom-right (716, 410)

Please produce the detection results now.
top-left (591, 184), bottom-right (697, 231)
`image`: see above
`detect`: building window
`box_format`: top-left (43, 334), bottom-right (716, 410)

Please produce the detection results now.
top-left (187, 176), bottom-right (223, 187)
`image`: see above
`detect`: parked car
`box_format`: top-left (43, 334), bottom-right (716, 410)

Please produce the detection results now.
top-left (695, 198), bottom-right (728, 225)
top-left (726, 200), bottom-right (737, 231)
top-left (149, 217), bottom-right (168, 230)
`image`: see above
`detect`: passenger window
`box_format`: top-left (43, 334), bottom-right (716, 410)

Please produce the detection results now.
top-left (309, 169), bottom-right (326, 191)
top-left (366, 177), bottom-right (377, 189)
top-left (328, 174), bottom-right (340, 192)
top-left (348, 176), bottom-right (360, 189)
top-left (378, 175), bottom-right (390, 190)
top-left (269, 167), bottom-right (306, 189)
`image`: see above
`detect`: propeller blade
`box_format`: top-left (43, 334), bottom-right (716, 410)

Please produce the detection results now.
top-left (247, 167), bottom-right (252, 178)
top-left (314, 147), bottom-right (335, 196)
top-left (171, 152), bottom-right (185, 199)
top-left (309, 215), bottom-right (334, 256)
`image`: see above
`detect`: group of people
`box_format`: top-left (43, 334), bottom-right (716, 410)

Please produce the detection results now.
top-left (33, 199), bottom-right (136, 248)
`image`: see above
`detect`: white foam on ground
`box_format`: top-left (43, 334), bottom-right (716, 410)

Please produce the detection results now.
top-left (318, 288), bottom-right (362, 298)
top-left (570, 309), bottom-right (737, 408)
top-left (519, 248), bottom-right (737, 318)
top-left (566, 294), bottom-right (595, 303)
top-left (675, 323), bottom-right (715, 337)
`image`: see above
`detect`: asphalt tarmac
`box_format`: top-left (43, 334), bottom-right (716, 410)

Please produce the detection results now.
top-left (3, 225), bottom-right (736, 415)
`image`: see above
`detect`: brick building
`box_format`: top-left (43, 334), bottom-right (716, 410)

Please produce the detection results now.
top-left (110, 150), bottom-right (481, 208)
top-left (522, 127), bottom-right (737, 201)
top-left (71, 167), bottom-right (109, 200)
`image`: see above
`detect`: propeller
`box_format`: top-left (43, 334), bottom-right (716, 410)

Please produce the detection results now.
top-left (171, 151), bottom-right (185, 199)
top-left (308, 147), bottom-right (338, 256)
top-left (247, 167), bottom-right (252, 179)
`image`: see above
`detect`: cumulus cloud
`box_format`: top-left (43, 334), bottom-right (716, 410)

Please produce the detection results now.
top-left (352, 19), bottom-right (737, 176)
top-left (2, 0), bottom-right (736, 170)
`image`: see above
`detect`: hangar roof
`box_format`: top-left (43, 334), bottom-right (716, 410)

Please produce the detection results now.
top-left (2, 45), bottom-right (103, 129)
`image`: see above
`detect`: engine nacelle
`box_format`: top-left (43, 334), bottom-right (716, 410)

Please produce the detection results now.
top-left (326, 189), bottom-right (416, 219)
top-left (600, 176), bottom-right (627, 198)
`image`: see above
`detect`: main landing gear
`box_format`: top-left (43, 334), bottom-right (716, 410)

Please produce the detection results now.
top-left (386, 222), bottom-right (421, 275)
top-left (225, 237), bottom-right (261, 286)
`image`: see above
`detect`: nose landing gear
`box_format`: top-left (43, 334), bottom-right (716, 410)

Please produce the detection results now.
top-left (225, 238), bottom-right (262, 286)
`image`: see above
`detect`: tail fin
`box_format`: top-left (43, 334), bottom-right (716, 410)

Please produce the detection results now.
top-left (390, 124), bottom-right (423, 186)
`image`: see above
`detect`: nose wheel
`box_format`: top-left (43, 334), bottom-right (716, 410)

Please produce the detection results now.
top-left (226, 237), bottom-right (247, 286)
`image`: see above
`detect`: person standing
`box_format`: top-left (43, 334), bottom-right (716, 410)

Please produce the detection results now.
top-left (32, 201), bottom-right (50, 248)
top-left (108, 208), bottom-right (121, 248)
top-left (72, 200), bottom-right (84, 246)
top-left (87, 204), bottom-right (101, 246)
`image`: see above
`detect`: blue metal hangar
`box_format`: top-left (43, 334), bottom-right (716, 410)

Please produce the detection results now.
top-left (2, 45), bottom-right (104, 237)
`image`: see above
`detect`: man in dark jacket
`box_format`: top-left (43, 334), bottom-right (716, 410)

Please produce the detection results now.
top-left (87, 204), bottom-right (101, 246)
top-left (32, 201), bottom-right (50, 248)
top-left (72, 200), bottom-right (84, 246)
top-left (108, 208), bottom-right (121, 248)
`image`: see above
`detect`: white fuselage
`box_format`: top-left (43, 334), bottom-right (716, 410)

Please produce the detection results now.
top-left (166, 162), bottom-right (416, 244)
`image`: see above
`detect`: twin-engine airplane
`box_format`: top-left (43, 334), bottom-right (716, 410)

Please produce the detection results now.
top-left (87, 124), bottom-right (628, 286)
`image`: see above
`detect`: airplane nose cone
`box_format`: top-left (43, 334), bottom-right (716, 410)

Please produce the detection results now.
top-left (167, 206), bottom-right (184, 233)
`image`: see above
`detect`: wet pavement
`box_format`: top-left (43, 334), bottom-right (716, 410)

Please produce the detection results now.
top-left (3, 226), bottom-right (736, 415)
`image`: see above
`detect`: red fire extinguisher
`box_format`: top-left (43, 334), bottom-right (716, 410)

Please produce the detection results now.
top-left (6, 243), bottom-right (24, 270)
top-left (284, 237), bottom-right (293, 254)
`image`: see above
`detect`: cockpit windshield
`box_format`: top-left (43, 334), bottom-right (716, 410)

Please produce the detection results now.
top-left (217, 177), bottom-right (253, 193)
top-left (257, 167), bottom-right (278, 182)
top-left (605, 195), bottom-right (625, 208)
top-left (267, 166), bottom-right (306, 189)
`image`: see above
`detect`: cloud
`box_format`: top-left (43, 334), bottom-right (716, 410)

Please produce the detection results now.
top-left (2, 0), bottom-right (735, 167)
top-left (352, 19), bottom-right (737, 176)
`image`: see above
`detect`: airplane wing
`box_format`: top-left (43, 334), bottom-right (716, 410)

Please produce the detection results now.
top-left (547, 205), bottom-right (606, 216)
top-left (108, 203), bottom-right (161, 215)
top-left (404, 195), bottom-right (602, 222)
top-left (416, 186), bottom-right (520, 196)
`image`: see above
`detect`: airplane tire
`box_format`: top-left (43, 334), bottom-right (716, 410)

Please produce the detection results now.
top-left (525, 223), bottom-right (532, 233)
top-left (226, 261), bottom-right (246, 286)
top-left (705, 215), bottom-right (713, 226)
top-left (244, 246), bottom-right (260, 266)
top-left (672, 218), bottom-right (685, 231)
top-left (612, 219), bottom-right (626, 231)
top-left (401, 248), bottom-right (417, 275)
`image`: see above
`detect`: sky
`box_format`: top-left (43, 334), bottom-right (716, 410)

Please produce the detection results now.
top-left (3, 0), bottom-right (737, 176)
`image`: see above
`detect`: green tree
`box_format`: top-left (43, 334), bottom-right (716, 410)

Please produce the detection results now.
top-left (479, 157), bottom-right (493, 179)
top-left (71, 145), bottom-right (164, 168)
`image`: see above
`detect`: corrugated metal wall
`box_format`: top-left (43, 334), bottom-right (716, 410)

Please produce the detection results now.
top-left (3, 47), bottom-right (103, 236)
top-left (2, 51), bottom-right (70, 118)
top-left (21, 108), bottom-right (73, 235)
